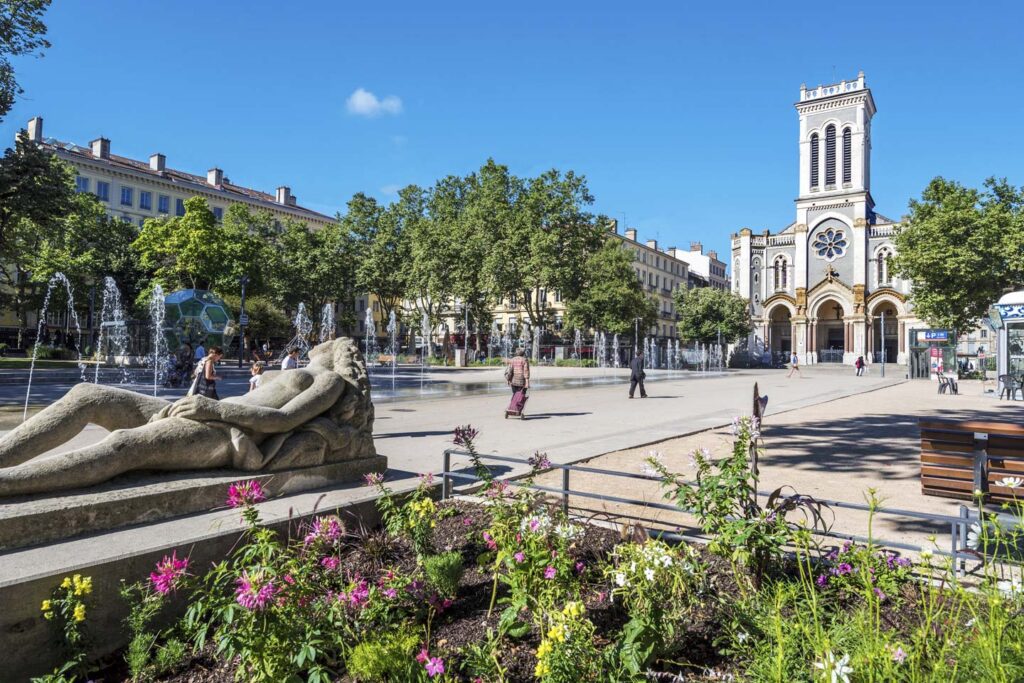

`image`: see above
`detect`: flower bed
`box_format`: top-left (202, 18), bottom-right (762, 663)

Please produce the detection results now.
top-left (33, 420), bottom-right (1024, 682)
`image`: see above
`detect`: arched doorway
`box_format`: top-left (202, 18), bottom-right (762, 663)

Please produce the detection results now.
top-left (766, 305), bottom-right (792, 357)
top-left (814, 297), bottom-right (847, 362)
top-left (870, 301), bottom-right (899, 364)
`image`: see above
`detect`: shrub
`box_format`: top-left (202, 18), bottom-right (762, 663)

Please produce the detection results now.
top-left (347, 629), bottom-right (420, 681)
top-left (422, 551), bottom-right (465, 599)
top-left (554, 359), bottom-right (596, 367)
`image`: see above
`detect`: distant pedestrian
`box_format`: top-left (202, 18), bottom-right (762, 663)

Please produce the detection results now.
top-left (505, 348), bottom-right (530, 419)
top-left (855, 355), bottom-right (865, 376)
top-left (249, 361), bottom-right (266, 392)
top-left (282, 347), bottom-right (300, 370)
top-left (629, 350), bottom-right (647, 398)
top-left (194, 341), bottom-right (206, 362)
top-left (787, 351), bottom-right (801, 378)
top-left (189, 346), bottom-right (223, 399)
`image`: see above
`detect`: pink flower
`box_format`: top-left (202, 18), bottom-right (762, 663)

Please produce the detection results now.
top-left (416, 649), bottom-right (430, 664)
top-left (463, 517), bottom-right (473, 526)
top-left (235, 570), bottom-right (277, 610)
top-left (529, 519), bottom-right (540, 532)
top-left (383, 588), bottom-right (397, 599)
top-left (149, 552), bottom-right (188, 595)
top-left (514, 551), bottom-right (525, 563)
top-left (544, 566), bottom-right (557, 580)
top-left (575, 561), bottom-right (585, 575)
top-left (425, 656), bottom-right (445, 677)
top-left (363, 472), bottom-right (385, 487)
top-left (226, 480), bottom-right (266, 508)
top-left (453, 425), bottom-right (479, 446)
top-left (347, 580), bottom-right (370, 608)
top-left (320, 556), bottom-right (340, 570)
top-left (892, 646), bottom-right (907, 664)
top-left (283, 574), bottom-right (295, 585)
top-left (304, 516), bottom-right (343, 546)
top-left (419, 472), bottom-right (435, 486)
top-left (483, 532), bottom-right (497, 551)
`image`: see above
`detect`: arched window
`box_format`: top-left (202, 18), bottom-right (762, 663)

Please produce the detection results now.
top-left (773, 256), bottom-right (788, 291)
top-left (842, 128), bottom-right (852, 184)
top-left (810, 133), bottom-right (819, 188)
top-left (876, 248), bottom-right (893, 286)
top-left (825, 125), bottom-right (836, 186)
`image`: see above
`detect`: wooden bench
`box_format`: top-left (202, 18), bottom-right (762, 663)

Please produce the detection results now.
top-left (920, 419), bottom-right (1024, 502)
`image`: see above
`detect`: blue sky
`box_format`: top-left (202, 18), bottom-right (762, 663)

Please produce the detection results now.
top-left (3, 1), bottom-right (1023, 261)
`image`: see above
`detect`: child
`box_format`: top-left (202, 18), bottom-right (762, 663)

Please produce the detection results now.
top-left (249, 361), bottom-right (266, 392)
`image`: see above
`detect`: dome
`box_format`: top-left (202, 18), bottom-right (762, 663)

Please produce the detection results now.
top-left (162, 289), bottom-right (235, 350)
top-left (997, 290), bottom-right (1024, 305)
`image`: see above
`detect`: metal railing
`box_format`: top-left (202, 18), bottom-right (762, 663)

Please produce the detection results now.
top-left (440, 449), bottom-right (982, 572)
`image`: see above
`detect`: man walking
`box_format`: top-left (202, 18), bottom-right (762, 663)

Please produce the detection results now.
top-left (787, 350), bottom-right (801, 378)
top-left (281, 347), bottom-right (300, 370)
top-left (629, 350), bottom-right (647, 398)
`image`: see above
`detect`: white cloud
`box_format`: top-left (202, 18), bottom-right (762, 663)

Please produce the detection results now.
top-left (346, 88), bottom-right (403, 117)
top-left (380, 184), bottom-right (401, 196)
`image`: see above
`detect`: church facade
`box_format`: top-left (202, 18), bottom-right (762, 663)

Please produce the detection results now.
top-left (731, 72), bottom-right (921, 368)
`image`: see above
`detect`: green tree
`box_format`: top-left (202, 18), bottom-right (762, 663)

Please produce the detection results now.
top-left (0, 0), bottom-right (51, 122)
top-left (673, 286), bottom-right (751, 344)
top-left (564, 237), bottom-right (658, 335)
top-left (346, 192), bottom-right (409, 326)
top-left (401, 183), bottom-right (452, 328)
top-left (214, 204), bottom-right (276, 297)
top-left (220, 294), bottom-right (291, 347)
top-left (451, 170), bottom-right (496, 352)
top-left (893, 177), bottom-right (1024, 332)
top-left (132, 196), bottom-right (228, 293)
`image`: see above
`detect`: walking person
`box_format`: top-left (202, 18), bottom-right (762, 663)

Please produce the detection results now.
top-left (505, 348), bottom-right (530, 419)
top-left (194, 341), bottom-right (206, 364)
top-left (281, 347), bottom-right (300, 370)
top-left (629, 350), bottom-right (647, 398)
top-left (249, 361), bottom-right (266, 392)
top-left (786, 351), bottom-right (801, 378)
top-left (188, 346), bottom-right (223, 400)
top-left (855, 355), bottom-right (865, 376)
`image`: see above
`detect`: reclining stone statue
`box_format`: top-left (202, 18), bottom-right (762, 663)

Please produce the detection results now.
top-left (0, 337), bottom-right (376, 497)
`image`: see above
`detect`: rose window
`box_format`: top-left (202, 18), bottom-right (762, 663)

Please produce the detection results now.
top-left (812, 228), bottom-right (847, 262)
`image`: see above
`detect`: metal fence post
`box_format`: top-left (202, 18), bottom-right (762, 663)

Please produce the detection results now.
top-left (442, 449), bottom-right (451, 500)
top-left (562, 468), bottom-right (570, 515)
top-left (956, 504), bottom-right (969, 576)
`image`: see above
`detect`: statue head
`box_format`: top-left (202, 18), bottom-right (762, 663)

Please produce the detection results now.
top-left (308, 337), bottom-right (361, 373)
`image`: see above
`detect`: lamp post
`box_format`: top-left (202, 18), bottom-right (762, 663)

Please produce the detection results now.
top-left (237, 275), bottom-right (249, 368)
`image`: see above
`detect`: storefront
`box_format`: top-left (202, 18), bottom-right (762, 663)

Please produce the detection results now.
top-left (991, 290), bottom-right (1024, 382)
top-left (908, 328), bottom-right (956, 379)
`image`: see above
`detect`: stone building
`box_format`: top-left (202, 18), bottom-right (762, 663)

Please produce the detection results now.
top-left (730, 73), bottom-right (922, 368)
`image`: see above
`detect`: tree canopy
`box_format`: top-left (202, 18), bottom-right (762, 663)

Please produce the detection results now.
top-left (0, 0), bottom-right (50, 121)
top-left (673, 286), bottom-right (751, 344)
top-left (564, 237), bottom-right (658, 335)
top-left (893, 176), bottom-right (1024, 332)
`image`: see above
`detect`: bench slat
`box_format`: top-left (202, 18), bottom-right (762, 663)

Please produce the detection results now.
top-left (921, 465), bottom-right (974, 481)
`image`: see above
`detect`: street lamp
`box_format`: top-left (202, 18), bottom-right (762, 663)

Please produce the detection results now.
top-left (237, 275), bottom-right (250, 368)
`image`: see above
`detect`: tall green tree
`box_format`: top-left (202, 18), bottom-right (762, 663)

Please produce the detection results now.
top-left (893, 177), bottom-right (1024, 332)
top-left (132, 196), bottom-right (229, 293)
top-left (673, 286), bottom-right (751, 344)
top-left (452, 170), bottom-right (497, 352)
top-left (564, 237), bottom-right (658, 335)
top-left (0, 0), bottom-right (50, 122)
top-left (346, 192), bottom-right (409, 326)
top-left (215, 204), bottom-right (276, 297)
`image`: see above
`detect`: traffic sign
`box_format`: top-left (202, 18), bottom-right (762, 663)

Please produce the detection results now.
top-left (239, 314), bottom-right (249, 326)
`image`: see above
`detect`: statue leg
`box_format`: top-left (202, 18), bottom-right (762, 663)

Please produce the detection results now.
top-left (0, 417), bottom-right (233, 497)
top-left (0, 384), bottom-right (169, 468)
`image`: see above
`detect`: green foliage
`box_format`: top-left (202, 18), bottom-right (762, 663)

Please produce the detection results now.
top-left (893, 176), bottom-right (1024, 331)
top-left (564, 238), bottom-right (658, 335)
top-left (120, 580), bottom-right (168, 682)
top-left (0, 0), bottom-right (51, 121)
top-left (422, 551), bottom-right (465, 599)
top-left (346, 192), bottom-right (410, 326)
top-left (33, 574), bottom-right (92, 683)
top-left (132, 196), bottom-right (225, 291)
top-left (346, 629), bottom-right (420, 681)
top-left (220, 294), bottom-right (291, 343)
top-left (673, 285), bottom-right (751, 344)
top-left (554, 358), bottom-right (596, 367)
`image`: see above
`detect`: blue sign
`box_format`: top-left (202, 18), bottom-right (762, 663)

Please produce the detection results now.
top-left (923, 330), bottom-right (950, 341)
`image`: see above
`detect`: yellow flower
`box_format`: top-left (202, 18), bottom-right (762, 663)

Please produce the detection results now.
top-left (41, 600), bottom-right (51, 613)
top-left (73, 604), bottom-right (86, 622)
top-left (61, 577), bottom-right (72, 589)
top-left (43, 611), bottom-right (53, 620)
top-left (537, 640), bottom-right (553, 659)
top-left (562, 601), bottom-right (584, 619)
top-left (547, 625), bottom-right (566, 643)
top-left (72, 575), bottom-right (93, 596)
top-left (535, 660), bottom-right (550, 677)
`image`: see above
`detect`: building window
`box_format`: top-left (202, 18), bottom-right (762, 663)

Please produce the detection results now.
top-left (158, 195), bottom-right (170, 213)
top-left (175, 198), bottom-right (185, 216)
top-left (213, 207), bottom-right (224, 221)
top-left (842, 128), bottom-right (852, 184)
top-left (122, 214), bottom-right (133, 224)
top-left (825, 125), bottom-right (836, 186)
top-left (773, 256), bottom-right (788, 291)
top-left (554, 290), bottom-right (561, 302)
top-left (120, 186), bottom-right (133, 207)
top-left (876, 247), bottom-right (893, 286)
top-left (813, 228), bottom-right (847, 262)
top-left (96, 181), bottom-right (110, 202)
top-left (510, 293), bottom-right (517, 307)
top-left (810, 133), bottom-right (819, 188)
top-left (138, 217), bottom-right (146, 227)
top-left (139, 191), bottom-right (152, 210)
top-left (75, 176), bottom-right (89, 193)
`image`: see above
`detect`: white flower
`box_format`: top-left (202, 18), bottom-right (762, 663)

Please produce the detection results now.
top-left (736, 631), bottom-right (749, 644)
top-left (614, 572), bottom-right (627, 587)
top-left (644, 568), bottom-right (656, 581)
top-left (920, 549), bottom-right (934, 561)
top-left (814, 652), bottom-right (852, 683)
top-left (998, 477), bottom-right (1024, 489)
top-left (997, 577), bottom-right (1023, 597)
top-left (967, 522), bottom-right (982, 550)
top-left (965, 618), bottom-right (976, 628)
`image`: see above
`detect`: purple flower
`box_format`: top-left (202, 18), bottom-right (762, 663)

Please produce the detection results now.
top-left (874, 587), bottom-right (887, 601)
top-left (453, 425), bottom-right (479, 447)
top-left (816, 574), bottom-right (829, 588)
top-left (363, 472), bottom-right (385, 487)
top-left (227, 480), bottom-right (266, 508)
top-left (416, 649), bottom-right (430, 664)
top-left (149, 552), bottom-right (188, 595)
top-left (235, 571), bottom-right (276, 610)
top-left (514, 551), bottom-right (525, 563)
top-left (529, 519), bottom-right (541, 532)
top-left (483, 532), bottom-right (497, 551)
top-left (428, 594), bottom-right (454, 612)
top-left (528, 452), bottom-right (552, 470)
top-left (347, 580), bottom-right (370, 608)
top-left (304, 516), bottom-right (343, 546)
top-left (892, 646), bottom-right (907, 664)
top-left (544, 565), bottom-right (557, 580)
top-left (320, 556), bottom-right (340, 571)
top-left (831, 562), bottom-right (854, 576)
top-left (425, 656), bottom-right (445, 677)
top-left (576, 561), bottom-right (585, 575)
top-left (383, 588), bottom-right (397, 599)
top-left (419, 472), bottom-right (435, 486)
top-left (463, 517), bottom-right (473, 526)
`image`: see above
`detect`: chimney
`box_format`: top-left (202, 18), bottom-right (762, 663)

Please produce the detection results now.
top-left (646, 239), bottom-right (658, 250)
top-left (625, 228), bottom-right (637, 241)
top-left (689, 241), bottom-right (703, 253)
top-left (90, 137), bottom-right (110, 159)
top-left (286, 195), bottom-right (297, 207)
top-left (149, 153), bottom-right (165, 172)
top-left (608, 218), bottom-right (619, 234)
top-left (276, 186), bottom-right (291, 205)
top-left (207, 168), bottom-right (224, 187)
top-left (708, 250), bottom-right (718, 260)
top-left (26, 116), bottom-right (43, 142)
